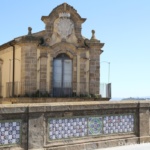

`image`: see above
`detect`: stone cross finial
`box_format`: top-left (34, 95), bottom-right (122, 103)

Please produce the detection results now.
top-left (91, 30), bottom-right (96, 40)
top-left (28, 27), bottom-right (32, 35)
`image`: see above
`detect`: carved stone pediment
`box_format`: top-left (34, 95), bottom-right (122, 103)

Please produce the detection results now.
top-left (41, 3), bottom-right (86, 46)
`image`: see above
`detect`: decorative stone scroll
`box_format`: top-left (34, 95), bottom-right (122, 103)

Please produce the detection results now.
top-left (49, 114), bottom-right (135, 140)
top-left (0, 120), bottom-right (21, 146)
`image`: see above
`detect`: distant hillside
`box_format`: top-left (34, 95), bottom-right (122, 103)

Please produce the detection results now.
top-left (122, 97), bottom-right (150, 100)
top-left (110, 98), bottom-right (122, 101)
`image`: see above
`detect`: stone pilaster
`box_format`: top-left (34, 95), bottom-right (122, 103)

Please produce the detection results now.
top-left (73, 56), bottom-right (77, 93)
top-left (77, 53), bottom-right (80, 95)
top-left (80, 52), bottom-right (86, 95)
top-left (89, 48), bottom-right (100, 94)
top-left (85, 51), bottom-right (90, 94)
top-left (28, 113), bottom-right (44, 149)
top-left (88, 30), bottom-right (104, 95)
top-left (39, 52), bottom-right (47, 93)
top-left (37, 49), bottom-right (40, 90)
top-left (47, 53), bottom-right (50, 93)
top-left (49, 56), bottom-right (53, 95)
top-left (139, 102), bottom-right (150, 143)
top-left (19, 35), bottom-right (40, 95)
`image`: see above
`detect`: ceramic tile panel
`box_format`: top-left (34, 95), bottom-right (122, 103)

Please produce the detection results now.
top-left (49, 114), bottom-right (135, 140)
top-left (49, 117), bottom-right (88, 140)
top-left (0, 120), bottom-right (21, 145)
top-left (88, 117), bottom-right (103, 135)
top-left (103, 114), bottom-right (134, 134)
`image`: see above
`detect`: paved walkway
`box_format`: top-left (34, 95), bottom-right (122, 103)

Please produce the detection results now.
top-left (96, 143), bottom-right (150, 150)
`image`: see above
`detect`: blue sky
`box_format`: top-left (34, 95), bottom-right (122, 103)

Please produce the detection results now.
top-left (0, 0), bottom-right (150, 98)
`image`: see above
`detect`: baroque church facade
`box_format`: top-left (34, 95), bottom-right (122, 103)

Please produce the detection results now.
top-left (0, 3), bottom-right (104, 98)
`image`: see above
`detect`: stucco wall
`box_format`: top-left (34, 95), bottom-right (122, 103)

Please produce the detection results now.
top-left (0, 46), bottom-right (21, 97)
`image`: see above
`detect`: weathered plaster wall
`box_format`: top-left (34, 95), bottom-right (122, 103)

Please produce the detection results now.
top-left (0, 101), bottom-right (150, 150)
top-left (15, 46), bottom-right (21, 83)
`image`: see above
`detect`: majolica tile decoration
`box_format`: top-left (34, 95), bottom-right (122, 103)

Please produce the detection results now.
top-left (88, 117), bottom-right (103, 135)
top-left (0, 120), bottom-right (21, 145)
top-left (49, 114), bottom-right (134, 140)
top-left (49, 118), bottom-right (88, 140)
top-left (103, 115), bottom-right (134, 134)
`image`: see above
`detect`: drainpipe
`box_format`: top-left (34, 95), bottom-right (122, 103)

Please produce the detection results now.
top-left (9, 43), bottom-right (15, 97)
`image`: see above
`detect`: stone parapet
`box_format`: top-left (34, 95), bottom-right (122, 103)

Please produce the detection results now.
top-left (0, 101), bottom-right (139, 112)
top-left (0, 101), bottom-right (150, 149)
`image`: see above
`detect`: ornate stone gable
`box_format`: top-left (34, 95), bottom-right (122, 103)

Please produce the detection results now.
top-left (41, 3), bottom-right (86, 46)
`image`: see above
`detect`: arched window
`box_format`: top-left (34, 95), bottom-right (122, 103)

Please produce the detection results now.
top-left (53, 53), bottom-right (72, 97)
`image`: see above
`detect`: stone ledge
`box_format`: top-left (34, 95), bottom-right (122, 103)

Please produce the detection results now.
top-left (26, 101), bottom-right (139, 113)
top-left (46, 134), bottom-right (136, 148)
top-left (0, 104), bottom-right (28, 114)
top-left (43, 136), bottom-right (139, 150)
top-left (1, 97), bottom-right (110, 104)
top-left (139, 136), bottom-right (150, 143)
top-left (139, 101), bottom-right (150, 108)
top-left (0, 101), bottom-right (144, 114)
top-left (0, 147), bottom-right (24, 150)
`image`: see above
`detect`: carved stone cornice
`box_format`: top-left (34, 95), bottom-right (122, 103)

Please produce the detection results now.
top-left (17, 35), bottom-right (41, 46)
top-left (38, 45), bottom-right (52, 51)
top-left (84, 38), bottom-right (104, 49)
top-left (0, 40), bottom-right (16, 51)
top-left (51, 41), bottom-right (77, 58)
top-left (51, 41), bottom-right (77, 51)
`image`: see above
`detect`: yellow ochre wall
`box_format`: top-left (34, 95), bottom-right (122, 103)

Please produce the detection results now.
top-left (0, 45), bottom-right (21, 97)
